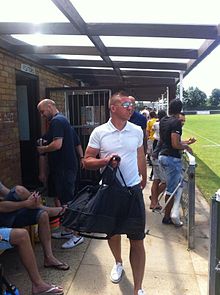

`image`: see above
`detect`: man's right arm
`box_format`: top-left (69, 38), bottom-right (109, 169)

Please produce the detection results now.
top-left (171, 133), bottom-right (193, 154)
top-left (84, 146), bottom-right (112, 170)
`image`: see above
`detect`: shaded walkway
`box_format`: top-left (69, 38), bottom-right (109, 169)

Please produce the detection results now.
top-left (1, 170), bottom-right (209, 295)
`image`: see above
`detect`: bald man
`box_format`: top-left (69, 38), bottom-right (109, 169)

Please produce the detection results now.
top-left (37, 99), bottom-right (84, 249)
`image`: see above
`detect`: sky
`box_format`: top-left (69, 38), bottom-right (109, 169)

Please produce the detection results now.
top-left (0, 0), bottom-right (219, 97)
top-left (182, 45), bottom-right (220, 97)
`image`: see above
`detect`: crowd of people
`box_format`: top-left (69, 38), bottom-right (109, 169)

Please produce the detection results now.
top-left (0, 94), bottom-right (195, 295)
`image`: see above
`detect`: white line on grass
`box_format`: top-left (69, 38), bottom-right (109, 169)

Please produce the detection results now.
top-left (202, 145), bottom-right (220, 147)
top-left (184, 127), bottom-right (220, 147)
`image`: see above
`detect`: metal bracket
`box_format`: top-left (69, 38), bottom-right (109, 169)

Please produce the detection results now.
top-left (215, 260), bottom-right (220, 272)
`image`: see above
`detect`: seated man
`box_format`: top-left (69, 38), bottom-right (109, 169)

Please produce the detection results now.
top-left (0, 228), bottom-right (63, 295)
top-left (0, 181), bottom-right (66, 219)
top-left (0, 182), bottom-right (69, 271)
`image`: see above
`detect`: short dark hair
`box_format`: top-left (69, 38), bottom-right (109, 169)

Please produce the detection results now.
top-left (157, 110), bottom-right (167, 120)
top-left (169, 99), bottom-right (182, 115)
top-left (149, 111), bottom-right (157, 118)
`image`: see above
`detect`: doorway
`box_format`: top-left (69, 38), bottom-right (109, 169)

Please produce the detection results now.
top-left (16, 71), bottom-right (40, 188)
top-left (68, 89), bottom-right (110, 185)
top-left (46, 88), bottom-right (111, 186)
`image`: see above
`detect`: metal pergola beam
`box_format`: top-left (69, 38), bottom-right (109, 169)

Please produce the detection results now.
top-left (12, 45), bottom-right (198, 59)
top-left (0, 22), bottom-right (218, 39)
top-left (51, 0), bottom-right (124, 81)
top-left (0, 1), bottom-right (219, 102)
top-left (43, 59), bottom-right (187, 71)
top-left (58, 68), bottom-right (179, 78)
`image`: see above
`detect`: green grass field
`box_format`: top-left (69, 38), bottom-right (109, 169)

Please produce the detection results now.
top-left (183, 114), bottom-right (220, 201)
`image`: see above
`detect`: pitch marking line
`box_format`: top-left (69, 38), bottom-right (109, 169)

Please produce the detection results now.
top-left (184, 127), bottom-right (220, 147)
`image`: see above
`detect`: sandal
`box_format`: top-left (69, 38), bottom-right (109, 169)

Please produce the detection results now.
top-left (44, 262), bottom-right (69, 271)
top-left (33, 284), bottom-right (63, 294)
top-left (150, 204), bottom-right (162, 210)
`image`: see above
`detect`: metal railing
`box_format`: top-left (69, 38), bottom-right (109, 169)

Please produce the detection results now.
top-left (208, 191), bottom-right (220, 295)
top-left (181, 151), bottom-right (196, 249)
top-left (155, 151), bottom-right (196, 249)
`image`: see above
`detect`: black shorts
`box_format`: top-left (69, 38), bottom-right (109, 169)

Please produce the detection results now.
top-left (48, 170), bottom-right (76, 205)
top-left (125, 185), bottom-right (146, 240)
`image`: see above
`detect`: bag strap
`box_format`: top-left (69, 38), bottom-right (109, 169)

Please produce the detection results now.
top-left (118, 167), bottom-right (127, 187)
top-left (100, 164), bottom-right (132, 195)
top-left (79, 232), bottom-right (111, 240)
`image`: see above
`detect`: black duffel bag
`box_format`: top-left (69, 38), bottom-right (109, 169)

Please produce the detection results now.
top-left (62, 165), bottom-right (145, 239)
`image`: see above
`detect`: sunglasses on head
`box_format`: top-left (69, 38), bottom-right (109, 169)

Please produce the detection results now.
top-left (121, 101), bottom-right (135, 108)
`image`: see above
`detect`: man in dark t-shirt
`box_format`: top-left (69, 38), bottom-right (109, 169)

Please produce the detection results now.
top-left (158, 99), bottom-right (192, 225)
top-left (37, 99), bottom-right (84, 249)
top-left (159, 115), bottom-right (182, 158)
top-left (46, 114), bottom-right (77, 174)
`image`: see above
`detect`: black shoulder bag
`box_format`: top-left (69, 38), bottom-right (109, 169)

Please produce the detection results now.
top-left (62, 165), bottom-right (145, 239)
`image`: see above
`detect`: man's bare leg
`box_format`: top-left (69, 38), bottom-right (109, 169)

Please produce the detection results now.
top-left (129, 239), bottom-right (145, 295)
top-left (54, 197), bottom-right (61, 207)
top-left (37, 211), bottom-right (68, 267)
top-left (108, 235), bottom-right (122, 263)
top-left (14, 185), bottom-right (31, 200)
top-left (10, 228), bottom-right (62, 294)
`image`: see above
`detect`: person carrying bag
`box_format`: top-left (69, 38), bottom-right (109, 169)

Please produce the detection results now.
top-left (62, 157), bottom-right (145, 239)
top-left (73, 92), bottom-right (147, 295)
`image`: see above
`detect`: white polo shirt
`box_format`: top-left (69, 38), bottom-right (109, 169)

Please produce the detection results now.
top-left (88, 119), bottom-right (143, 186)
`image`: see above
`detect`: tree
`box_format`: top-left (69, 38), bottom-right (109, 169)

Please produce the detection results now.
top-left (209, 88), bottom-right (220, 107)
top-left (183, 86), bottom-right (207, 109)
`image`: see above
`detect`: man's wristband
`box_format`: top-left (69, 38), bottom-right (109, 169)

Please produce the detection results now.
top-left (80, 156), bottom-right (84, 159)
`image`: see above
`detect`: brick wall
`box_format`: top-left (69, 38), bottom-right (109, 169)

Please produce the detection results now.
top-left (0, 49), bottom-right (78, 187)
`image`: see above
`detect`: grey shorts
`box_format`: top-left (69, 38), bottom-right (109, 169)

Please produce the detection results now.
top-left (153, 164), bottom-right (166, 182)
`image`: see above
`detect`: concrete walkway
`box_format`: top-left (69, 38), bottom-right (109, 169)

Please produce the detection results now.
top-left (1, 175), bottom-right (210, 295)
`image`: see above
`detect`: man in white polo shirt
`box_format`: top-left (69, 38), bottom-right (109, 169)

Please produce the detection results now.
top-left (84, 91), bottom-right (147, 295)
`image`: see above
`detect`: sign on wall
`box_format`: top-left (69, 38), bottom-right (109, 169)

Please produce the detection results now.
top-left (20, 63), bottom-right (36, 75)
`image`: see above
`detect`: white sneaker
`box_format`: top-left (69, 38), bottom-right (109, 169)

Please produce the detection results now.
top-left (52, 230), bottom-right (74, 239)
top-left (138, 290), bottom-right (146, 295)
top-left (110, 262), bottom-right (124, 283)
top-left (61, 236), bottom-right (84, 249)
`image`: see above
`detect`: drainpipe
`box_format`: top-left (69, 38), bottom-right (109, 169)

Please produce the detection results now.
top-left (166, 87), bottom-right (169, 115)
top-left (179, 71), bottom-right (184, 102)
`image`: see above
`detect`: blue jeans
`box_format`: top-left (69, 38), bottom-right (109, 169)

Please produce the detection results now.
top-left (158, 155), bottom-right (182, 196)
